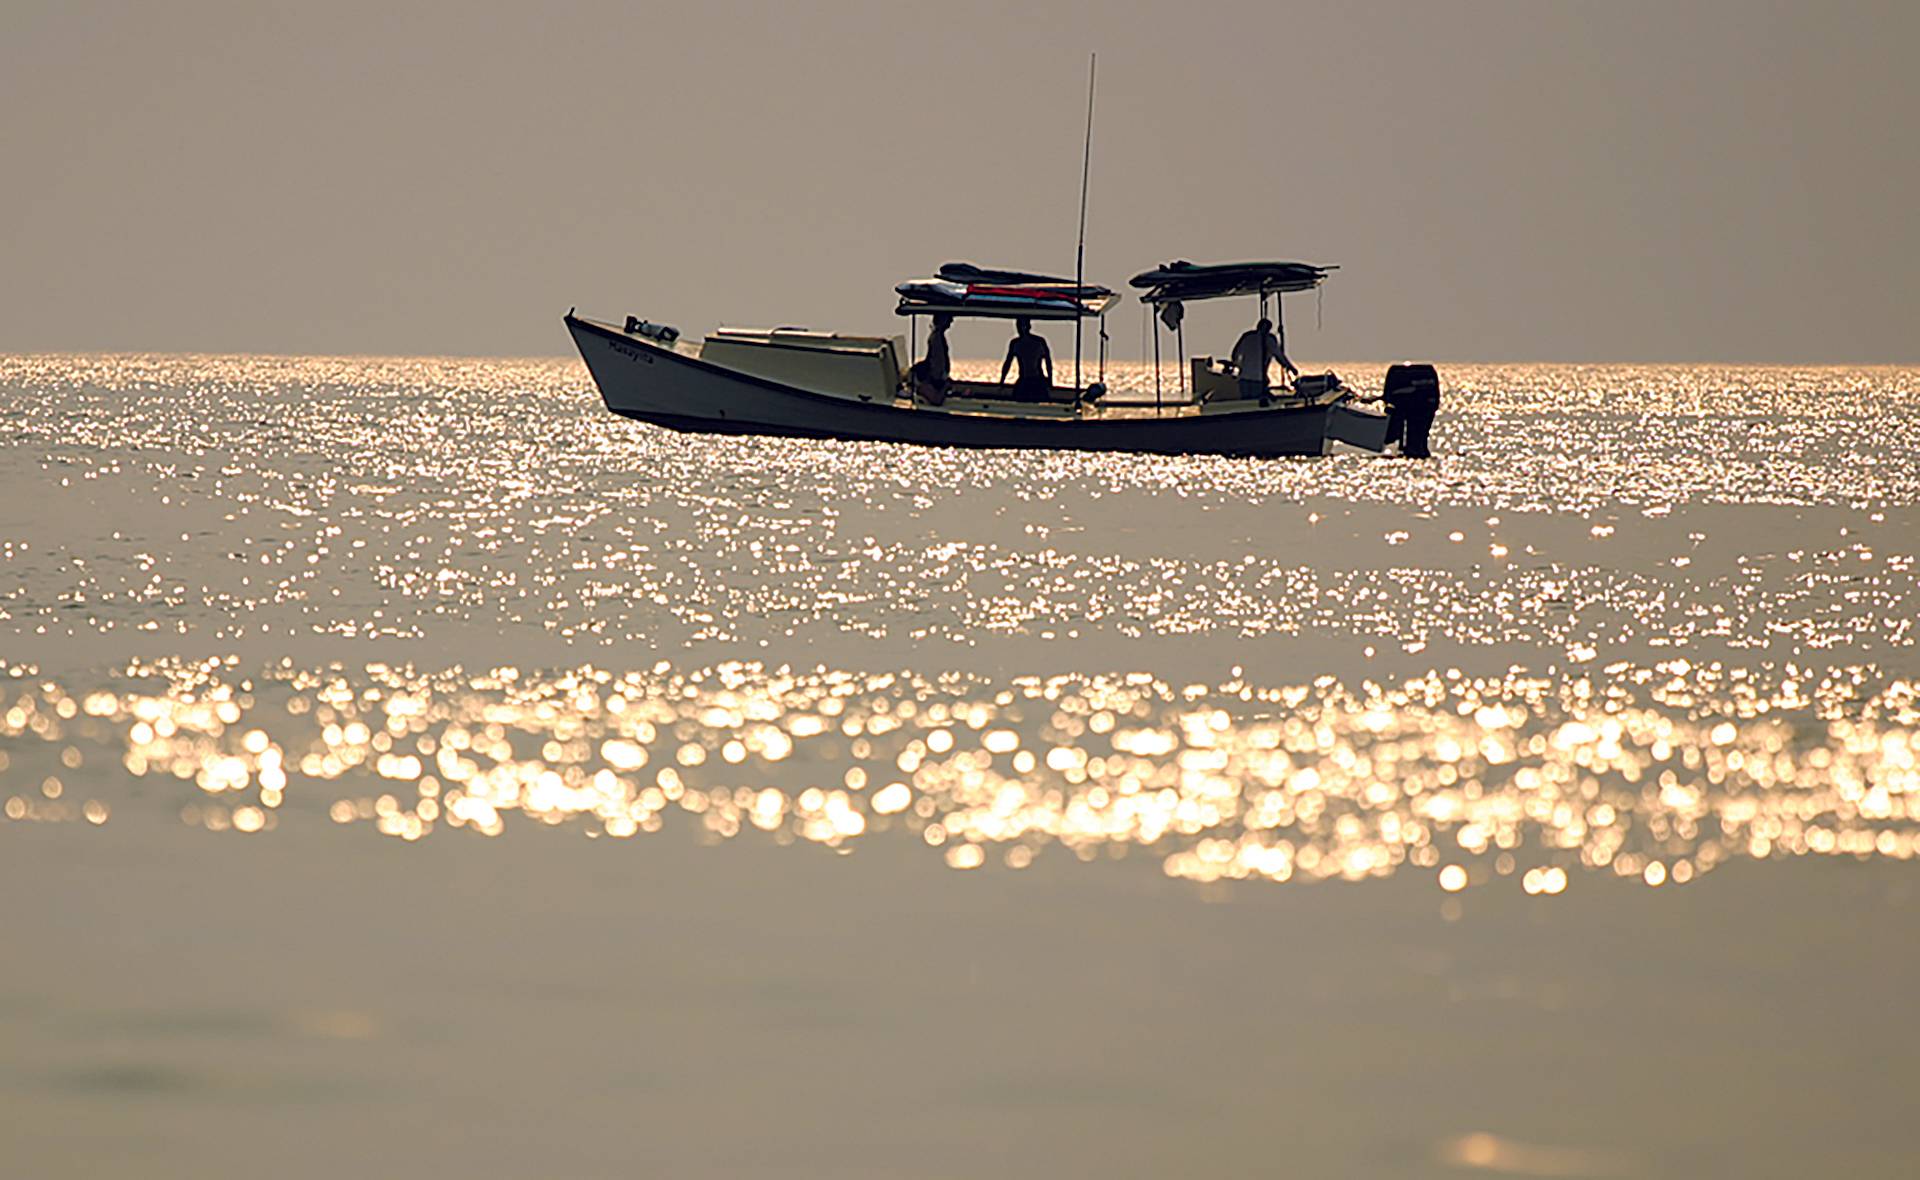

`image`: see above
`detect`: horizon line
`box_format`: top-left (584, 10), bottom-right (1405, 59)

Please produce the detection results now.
top-left (2, 349), bottom-right (1916, 369)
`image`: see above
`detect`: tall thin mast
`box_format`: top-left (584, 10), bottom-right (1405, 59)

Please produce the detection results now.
top-left (1074, 52), bottom-right (1096, 394)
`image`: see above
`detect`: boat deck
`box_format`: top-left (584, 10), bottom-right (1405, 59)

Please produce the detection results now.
top-left (908, 381), bottom-right (1345, 422)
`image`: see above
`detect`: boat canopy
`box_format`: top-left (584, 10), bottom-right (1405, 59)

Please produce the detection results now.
top-left (1129, 260), bottom-right (1336, 304)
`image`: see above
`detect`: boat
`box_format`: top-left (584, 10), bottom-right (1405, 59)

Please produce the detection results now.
top-left (566, 51), bottom-right (1396, 458)
top-left (564, 260), bottom-right (1392, 458)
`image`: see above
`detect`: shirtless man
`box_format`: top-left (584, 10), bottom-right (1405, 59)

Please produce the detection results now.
top-left (999, 317), bottom-right (1053, 402)
top-left (1231, 316), bottom-right (1297, 400)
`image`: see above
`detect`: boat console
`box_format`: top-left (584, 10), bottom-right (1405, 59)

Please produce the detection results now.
top-left (699, 327), bottom-right (907, 403)
top-left (1189, 357), bottom-right (1347, 406)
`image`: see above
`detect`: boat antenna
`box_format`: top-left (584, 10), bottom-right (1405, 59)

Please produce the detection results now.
top-left (1074, 51), bottom-right (1096, 395)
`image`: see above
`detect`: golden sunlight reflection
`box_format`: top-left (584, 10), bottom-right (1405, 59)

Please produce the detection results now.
top-left (1, 658), bottom-right (1914, 889)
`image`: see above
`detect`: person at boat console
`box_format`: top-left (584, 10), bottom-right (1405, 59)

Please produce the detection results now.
top-left (909, 313), bottom-right (954, 405)
top-left (999, 317), bottom-right (1054, 402)
top-left (1231, 317), bottom-right (1298, 400)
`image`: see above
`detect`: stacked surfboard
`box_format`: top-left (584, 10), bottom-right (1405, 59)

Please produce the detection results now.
top-left (1129, 260), bottom-right (1336, 304)
top-left (895, 263), bottom-right (1117, 320)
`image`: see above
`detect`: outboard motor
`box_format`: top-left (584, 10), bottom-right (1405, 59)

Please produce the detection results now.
top-left (624, 316), bottom-right (681, 344)
top-left (1384, 363), bottom-right (1441, 458)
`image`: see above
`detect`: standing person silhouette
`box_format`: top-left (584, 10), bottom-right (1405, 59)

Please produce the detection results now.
top-left (1231, 316), bottom-right (1297, 401)
top-left (999, 317), bottom-right (1053, 402)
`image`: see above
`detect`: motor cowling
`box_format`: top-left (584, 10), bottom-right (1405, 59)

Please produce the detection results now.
top-left (1384, 363), bottom-right (1441, 459)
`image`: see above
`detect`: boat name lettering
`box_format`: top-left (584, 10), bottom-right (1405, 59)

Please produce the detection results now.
top-left (610, 339), bottom-right (654, 364)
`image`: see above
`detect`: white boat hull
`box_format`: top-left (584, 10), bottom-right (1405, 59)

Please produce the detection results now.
top-left (566, 314), bottom-right (1373, 458)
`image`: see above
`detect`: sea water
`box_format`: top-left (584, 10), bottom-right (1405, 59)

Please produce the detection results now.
top-left (2, 356), bottom-right (1917, 1177)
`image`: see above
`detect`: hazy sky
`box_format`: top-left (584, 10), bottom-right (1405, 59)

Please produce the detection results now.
top-left (2, 1), bottom-right (1914, 361)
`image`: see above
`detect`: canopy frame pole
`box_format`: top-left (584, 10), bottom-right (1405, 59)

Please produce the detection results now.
top-left (1259, 290), bottom-right (1270, 390)
top-left (1274, 289), bottom-right (1286, 391)
top-left (1153, 308), bottom-right (1162, 414)
top-left (1073, 52), bottom-right (1097, 397)
top-left (1177, 320), bottom-right (1186, 401)
top-left (1097, 311), bottom-right (1107, 383)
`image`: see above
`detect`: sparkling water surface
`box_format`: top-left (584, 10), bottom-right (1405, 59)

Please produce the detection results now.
top-left (2, 355), bottom-right (1914, 882)
top-left (3, 355), bottom-right (1917, 1177)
